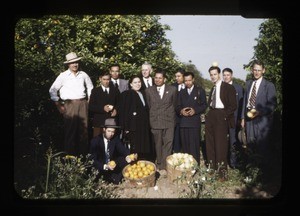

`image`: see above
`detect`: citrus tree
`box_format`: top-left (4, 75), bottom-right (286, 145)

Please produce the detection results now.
top-left (244, 18), bottom-right (282, 113)
top-left (14, 15), bottom-right (183, 153)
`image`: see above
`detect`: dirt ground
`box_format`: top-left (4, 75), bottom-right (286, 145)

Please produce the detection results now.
top-left (114, 169), bottom-right (279, 199)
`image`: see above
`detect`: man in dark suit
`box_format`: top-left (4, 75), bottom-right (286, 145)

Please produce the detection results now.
top-left (139, 62), bottom-right (155, 91)
top-left (205, 65), bottom-right (237, 181)
top-left (145, 69), bottom-right (177, 171)
top-left (222, 68), bottom-right (244, 168)
top-left (89, 118), bottom-right (136, 184)
top-left (89, 71), bottom-right (120, 137)
top-left (109, 63), bottom-right (129, 93)
top-left (241, 60), bottom-right (277, 173)
top-left (176, 72), bottom-right (207, 164)
top-left (172, 68), bottom-right (186, 153)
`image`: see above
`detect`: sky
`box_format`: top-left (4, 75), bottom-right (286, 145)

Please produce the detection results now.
top-left (159, 15), bottom-right (265, 81)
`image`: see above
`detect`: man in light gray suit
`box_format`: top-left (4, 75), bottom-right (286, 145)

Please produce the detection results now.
top-left (145, 69), bottom-right (177, 171)
top-left (241, 60), bottom-right (277, 173)
top-left (109, 63), bottom-right (129, 93)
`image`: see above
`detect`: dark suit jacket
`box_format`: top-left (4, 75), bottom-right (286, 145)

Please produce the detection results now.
top-left (89, 86), bottom-right (120, 127)
top-left (232, 82), bottom-right (244, 123)
top-left (140, 76), bottom-right (155, 91)
top-left (89, 135), bottom-right (129, 172)
top-left (208, 81), bottom-right (237, 128)
top-left (242, 78), bottom-right (277, 140)
top-left (176, 86), bottom-right (207, 128)
top-left (145, 84), bottom-right (177, 129)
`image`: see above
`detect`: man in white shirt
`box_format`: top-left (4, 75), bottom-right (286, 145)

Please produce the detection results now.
top-left (109, 63), bottom-right (129, 93)
top-left (49, 52), bottom-right (94, 156)
top-left (140, 62), bottom-right (155, 91)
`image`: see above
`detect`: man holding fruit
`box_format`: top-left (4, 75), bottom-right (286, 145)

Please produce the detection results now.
top-left (241, 60), bottom-right (277, 173)
top-left (89, 118), bottom-right (137, 184)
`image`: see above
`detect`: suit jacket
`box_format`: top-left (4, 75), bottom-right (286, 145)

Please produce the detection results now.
top-left (208, 81), bottom-right (237, 128)
top-left (242, 78), bottom-right (277, 141)
top-left (140, 76), bottom-right (155, 91)
top-left (145, 84), bottom-right (177, 129)
top-left (89, 135), bottom-right (130, 172)
top-left (172, 82), bottom-right (185, 124)
top-left (110, 79), bottom-right (129, 93)
top-left (176, 86), bottom-right (207, 128)
top-left (232, 82), bottom-right (244, 123)
top-left (88, 86), bottom-right (120, 127)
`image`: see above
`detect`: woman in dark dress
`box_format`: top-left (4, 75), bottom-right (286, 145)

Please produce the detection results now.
top-left (119, 75), bottom-right (153, 161)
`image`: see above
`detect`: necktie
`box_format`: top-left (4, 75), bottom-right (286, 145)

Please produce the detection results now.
top-left (146, 79), bottom-right (150, 88)
top-left (211, 85), bottom-right (216, 108)
top-left (115, 81), bottom-right (118, 88)
top-left (188, 88), bottom-right (191, 95)
top-left (105, 140), bottom-right (110, 163)
top-left (104, 88), bottom-right (108, 94)
top-left (157, 87), bottom-right (162, 98)
top-left (249, 81), bottom-right (257, 108)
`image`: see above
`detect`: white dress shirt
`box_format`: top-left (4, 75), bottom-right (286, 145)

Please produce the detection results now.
top-left (49, 69), bottom-right (94, 101)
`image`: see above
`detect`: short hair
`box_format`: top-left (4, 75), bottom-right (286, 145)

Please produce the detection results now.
top-left (99, 71), bottom-right (110, 77)
top-left (251, 59), bottom-right (265, 69)
top-left (222, 68), bottom-right (233, 74)
top-left (109, 63), bottom-right (121, 70)
top-left (176, 68), bottom-right (186, 75)
top-left (183, 71), bottom-right (195, 78)
top-left (154, 68), bottom-right (167, 79)
top-left (208, 66), bottom-right (221, 74)
top-left (142, 62), bottom-right (152, 69)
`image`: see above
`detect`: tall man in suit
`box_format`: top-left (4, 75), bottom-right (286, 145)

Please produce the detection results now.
top-left (241, 60), bottom-right (277, 173)
top-left (172, 68), bottom-right (186, 153)
top-left (176, 72), bottom-right (207, 164)
top-left (145, 69), bottom-right (177, 171)
top-left (222, 68), bottom-right (244, 168)
top-left (205, 66), bottom-right (237, 181)
top-left (89, 118), bottom-right (136, 184)
top-left (140, 62), bottom-right (155, 91)
top-left (109, 63), bottom-right (129, 93)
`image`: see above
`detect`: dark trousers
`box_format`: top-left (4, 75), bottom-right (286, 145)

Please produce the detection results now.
top-left (172, 123), bottom-right (181, 153)
top-left (63, 100), bottom-right (89, 156)
top-left (180, 127), bottom-right (201, 164)
top-left (205, 109), bottom-right (229, 177)
top-left (228, 127), bottom-right (241, 168)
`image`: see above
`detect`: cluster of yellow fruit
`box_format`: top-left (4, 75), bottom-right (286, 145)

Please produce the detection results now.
top-left (108, 160), bottom-right (116, 168)
top-left (123, 161), bottom-right (155, 180)
top-left (167, 153), bottom-right (196, 170)
top-left (129, 153), bottom-right (138, 161)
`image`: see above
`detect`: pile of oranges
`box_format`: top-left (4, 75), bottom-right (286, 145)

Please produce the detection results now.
top-left (123, 161), bottom-right (155, 180)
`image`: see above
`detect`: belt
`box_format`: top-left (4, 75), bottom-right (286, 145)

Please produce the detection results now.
top-left (64, 98), bottom-right (86, 103)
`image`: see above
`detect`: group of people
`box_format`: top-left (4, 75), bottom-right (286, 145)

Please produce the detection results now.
top-left (49, 52), bottom-right (277, 184)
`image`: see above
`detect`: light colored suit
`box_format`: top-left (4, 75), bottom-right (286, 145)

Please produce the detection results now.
top-left (110, 79), bottom-right (129, 93)
top-left (145, 84), bottom-right (177, 169)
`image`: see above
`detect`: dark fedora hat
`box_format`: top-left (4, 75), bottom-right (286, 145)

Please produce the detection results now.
top-left (102, 118), bottom-right (120, 129)
top-left (238, 127), bottom-right (247, 148)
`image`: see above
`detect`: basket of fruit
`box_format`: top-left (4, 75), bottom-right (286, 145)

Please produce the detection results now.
top-left (122, 160), bottom-right (156, 187)
top-left (166, 153), bottom-right (197, 184)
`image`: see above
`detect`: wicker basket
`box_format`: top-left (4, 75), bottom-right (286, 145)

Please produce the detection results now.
top-left (122, 160), bottom-right (156, 187)
top-left (166, 154), bottom-right (197, 184)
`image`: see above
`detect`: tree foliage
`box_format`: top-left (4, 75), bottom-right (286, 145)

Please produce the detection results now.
top-left (244, 19), bottom-right (282, 113)
top-left (14, 15), bottom-right (183, 150)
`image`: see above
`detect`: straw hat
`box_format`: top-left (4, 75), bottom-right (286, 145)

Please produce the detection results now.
top-left (64, 52), bottom-right (82, 64)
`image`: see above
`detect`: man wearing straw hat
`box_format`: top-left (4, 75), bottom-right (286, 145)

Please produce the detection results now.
top-left (49, 52), bottom-right (94, 156)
